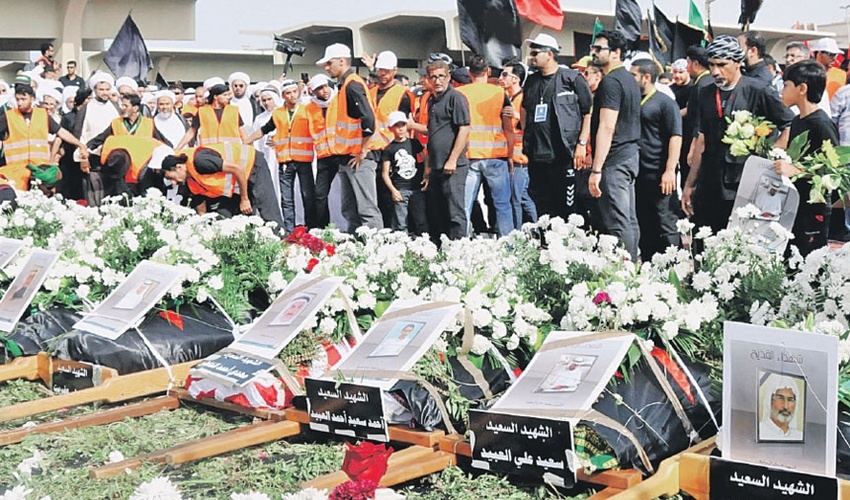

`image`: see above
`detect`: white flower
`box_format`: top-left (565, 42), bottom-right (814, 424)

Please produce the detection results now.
top-left (676, 219), bottom-right (694, 235)
top-left (491, 320), bottom-right (507, 340)
top-left (691, 271), bottom-right (712, 292)
top-left (734, 204), bottom-right (761, 220)
top-left (16, 449), bottom-right (46, 479)
top-left (281, 488), bottom-right (328, 500)
top-left (505, 334), bottom-right (520, 351)
top-left (208, 274), bottom-right (225, 291)
top-left (319, 317), bottom-right (337, 336)
top-left (0, 485), bottom-right (33, 500)
top-left (107, 450), bottom-right (125, 463)
top-left (123, 230), bottom-right (140, 252)
top-left (230, 492), bottom-right (271, 500)
top-left (76, 284), bottom-right (91, 299)
top-left (733, 109), bottom-right (752, 124)
top-left (739, 123), bottom-right (755, 139)
top-left (267, 271), bottom-right (288, 293)
top-left (694, 226), bottom-right (713, 240)
top-left (129, 476), bottom-right (183, 500)
top-left (470, 334), bottom-right (493, 355)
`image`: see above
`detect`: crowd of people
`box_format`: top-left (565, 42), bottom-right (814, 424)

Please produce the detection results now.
top-left (0, 33), bottom-right (847, 260)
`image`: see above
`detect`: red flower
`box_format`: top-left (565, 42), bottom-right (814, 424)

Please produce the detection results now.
top-left (592, 292), bottom-right (612, 305)
top-left (325, 244), bottom-right (336, 256)
top-left (341, 441), bottom-right (393, 484)
top-left (329, 480), bottom-right (379, 500)
top-left (306, 257), bottom-right (320, 272)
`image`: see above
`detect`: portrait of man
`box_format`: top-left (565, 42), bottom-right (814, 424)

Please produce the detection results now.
top-left (752, 174), bottom-right (789, 221)
top-left (368, 321), bottom-right (424, 358)
top-left (536, 354), bottom-right (597, 393)
top-left (270, 293), bottom-right (314, 326)
top-left (757, 371), bottom-right (805, 442)
top-left (113, 278), bottom-right (159, 310)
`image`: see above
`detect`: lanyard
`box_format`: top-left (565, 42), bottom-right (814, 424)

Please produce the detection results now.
top-left (124, 117), bottom-right (140, 135)
top-left (640, 88), bottom-right (657, 106)
top-left (714, 86), bottom-right (738, 118)
top-left (694, 70), bottom-right (709, 85)
top-left (539, 74), bottom-right (556, 104)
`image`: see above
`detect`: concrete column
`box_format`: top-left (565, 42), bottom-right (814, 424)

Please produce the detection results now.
top-left (57, 0), bottom-right (89, 76)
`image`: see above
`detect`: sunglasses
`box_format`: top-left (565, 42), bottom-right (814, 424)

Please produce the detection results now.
top-left (529, 50), bottom-right (542, 57)
top-left (590, 45), bottom-right (611, 52)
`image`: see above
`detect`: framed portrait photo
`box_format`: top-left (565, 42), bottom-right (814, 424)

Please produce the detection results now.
top-left (756, 370), bottom-right (806, 444)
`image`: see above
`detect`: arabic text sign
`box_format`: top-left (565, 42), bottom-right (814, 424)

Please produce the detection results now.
top-left (709, 457), bottom-right (836, 500)
top-left (305, 378), bottom-right (388, 442)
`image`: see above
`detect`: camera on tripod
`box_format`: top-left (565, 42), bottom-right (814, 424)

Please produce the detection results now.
top-left (274, 35), bottom-right (306, 57)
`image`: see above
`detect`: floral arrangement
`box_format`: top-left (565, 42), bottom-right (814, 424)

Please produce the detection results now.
top-left (781, 132), bottom-right (850, 205)
top-left (722, 110), bottom-right (776, 159)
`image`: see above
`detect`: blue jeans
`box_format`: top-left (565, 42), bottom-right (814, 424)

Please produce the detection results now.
top-left (510, 164), bottom-right (537, 230)
top-left (464, 159), bottom-right (513, 237)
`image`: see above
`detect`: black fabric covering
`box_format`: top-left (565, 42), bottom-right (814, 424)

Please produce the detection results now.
top-left (586, 358), bottom-right (719, 475)
top-left (389, 381), bottom-right (443, 431)
top-left (835, 412), bottom-right (850, 477)
top-left (6, 308), bottom-right (82, 355)
top-left (7, 305), bottom-right (234, 375)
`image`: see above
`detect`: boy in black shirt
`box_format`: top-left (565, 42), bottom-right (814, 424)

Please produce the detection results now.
top-left (381, 111), bottom-right (428, 234)
top-left (773, 60), bottom-right (840, 256)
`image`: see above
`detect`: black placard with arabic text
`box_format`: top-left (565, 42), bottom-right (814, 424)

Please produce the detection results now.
top-left (469, 410), bottom-right (576, 487)
top-left (305, 378), bottom-right (388, 442)
top-left (710, 457), bottom-right (837, 500)
top-left (191, 349), bottom-right (276, 387)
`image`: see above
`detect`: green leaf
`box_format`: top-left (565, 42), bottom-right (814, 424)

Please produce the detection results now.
top-left (786, 130), bottom-right (810, 161)
top-left (374, 300), bottom-right (391, 318)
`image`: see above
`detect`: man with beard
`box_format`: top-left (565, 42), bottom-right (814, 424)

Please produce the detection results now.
top-left (74, 71), bottom-right (121, 206)
top-left (682, 36), bottom-right (793, 233)
top-left (759, 375), bottom-right (803, 441)
top-left (177, 83), bottom-right (247, 149)
top-left (229, 71), bottom-right (258, 126)
top-left (318, 43), bottom-right (383, 232)
top-left (153, 90), bottom-right (189, 149)
top-left (587, 30), bottom-right (642, 261)
top-left (682, 46), bottom-right (713, 192)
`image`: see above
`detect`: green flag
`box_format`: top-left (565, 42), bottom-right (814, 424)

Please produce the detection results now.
top-left (592, 17), bottom-right (605, 44)
top-left (689, 0), bottom-right (705, 30)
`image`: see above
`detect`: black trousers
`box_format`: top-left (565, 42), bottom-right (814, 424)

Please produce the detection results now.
top-left (426, 165), bottom-right (469, 242)
top-left (636, 171), bottom-right (681, 261)
top-left (528, 156), bottom-right (580, 221)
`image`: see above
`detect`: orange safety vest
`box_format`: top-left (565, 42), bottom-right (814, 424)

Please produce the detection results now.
top-left (827, 67), bottom-right (846, 101)
top-left (185, 142), bottom-right (256, 198)
top-left (414, 91), bottom-right (432, 163)
top-left (1, 107), bottom-right (51, 190)
top-left (368, 83), bottom-right (413, 150)
top-left (271, 105), bottom-right (313, 164)
top-left (327, 72), bottom-right (377, 155)
top-left (198, 105), bottom-right (241, 145)
top-left (182, 104), bottom-right (198, 118)
top-left (509, 91), bottom-right (528, 164)
top-left (101, 135), bottom-right (162, 184)
top-left (110, 116), bottom-right (155, 137)
top-left (305, 102), bottom-right (332, 159)
top-left (457, 82), bottom-right (509, 160)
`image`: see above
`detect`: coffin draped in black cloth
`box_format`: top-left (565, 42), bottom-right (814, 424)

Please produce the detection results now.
top-left (586, 357), bottom-right (720, 475)
top-left (5, 305), bottom-right (234, 374)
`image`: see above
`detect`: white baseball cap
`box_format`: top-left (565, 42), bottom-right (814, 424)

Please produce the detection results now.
top-left (811, 38), bottom-right (841, 55)
top-left (375, 50), bottom-right (398, 70)
top-left (317, 43), bottom-right (352, 65)
top-left (387, 110), bottom-right (407, 127)
top-left (309, 73), bottom-right (331, 90)
top-left (525, 33), bottom-right (561, 53)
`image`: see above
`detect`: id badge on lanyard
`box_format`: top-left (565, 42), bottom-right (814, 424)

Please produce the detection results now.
top-left (534, 103), bottom-right (548, 123)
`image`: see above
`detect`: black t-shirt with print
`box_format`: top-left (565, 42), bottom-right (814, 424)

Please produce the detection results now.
top-left (381, 138), bottom-right (423, 190)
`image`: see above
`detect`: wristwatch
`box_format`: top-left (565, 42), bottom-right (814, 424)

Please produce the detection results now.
top-left (578, 139), bottom-right (588, 146)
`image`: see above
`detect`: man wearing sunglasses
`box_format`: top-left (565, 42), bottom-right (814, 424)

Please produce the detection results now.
top-left (586, 30), bottom-right (642, 262)
top-left (520, 33), bottom-right (592, 222)
top-left (229, 72), bottom-right (258, 126)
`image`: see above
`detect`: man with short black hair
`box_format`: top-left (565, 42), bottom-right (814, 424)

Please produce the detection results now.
top-left (682, 45), bottom-right (713, 191)
top-left (682, 35), bottom-right (793, 233)
top-left (499, 59), bottom-right (537, 229)
top-left (737, 31), bottom-right (772, 85)
top-left (59, 60), bottom-right (85, 88)
top-left (34, 43), bottom-right (58, 72)
top-left (587, 30), bottom-right (642, 261)
top-left (521, 33), bottom-right (592, 221)
top-left (0, 84), bottom-right (87, 190)
top-left (630, 60), bottom-right (682, 260)
top-left (424, 59), bottom-right (471, 241)
top-left (458, 53), bottom-right (514, 236)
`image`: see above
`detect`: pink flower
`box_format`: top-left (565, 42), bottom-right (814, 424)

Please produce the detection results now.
top-left (592, 292), bottom-right (612, 305)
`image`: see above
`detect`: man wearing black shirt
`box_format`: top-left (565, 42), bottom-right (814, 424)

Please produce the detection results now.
top-left (682, 46), bottom-right (714, 191)
top-left (424, 60), bottom-right (471, 241)
top-left (58, 61), bottom-right (86, 89)
top-left (682, 35), bottom-right (793, 234)
top-left (587, 30), bottom-right (642, 261)
top-left (521, 33), bottom-right (592, 221)
top-left (773, 60), bottom-right (840, 256)
top-left (630, 60), bottom-right (683, 261)
top-left (737, 32), bottom-right (774, 86)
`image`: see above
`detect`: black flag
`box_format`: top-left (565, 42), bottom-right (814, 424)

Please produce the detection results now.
top-left (155, 72), bottom-right (169, 89)
top-left (614, 0), bottom-right (642, 46)
top-left (739, 0), bottom-right (763, 30)
top-left (651, 4), bottom-right (675, 67)
top-left (675, 21), bottom-right (709, 59)
top-left (104, 14), bottom-right (153, 81)
top-left (456, 0), bottom-right (521, 68)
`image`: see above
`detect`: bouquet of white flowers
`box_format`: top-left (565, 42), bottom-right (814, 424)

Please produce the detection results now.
top-left (721, 110), bottom-right (776, 160)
